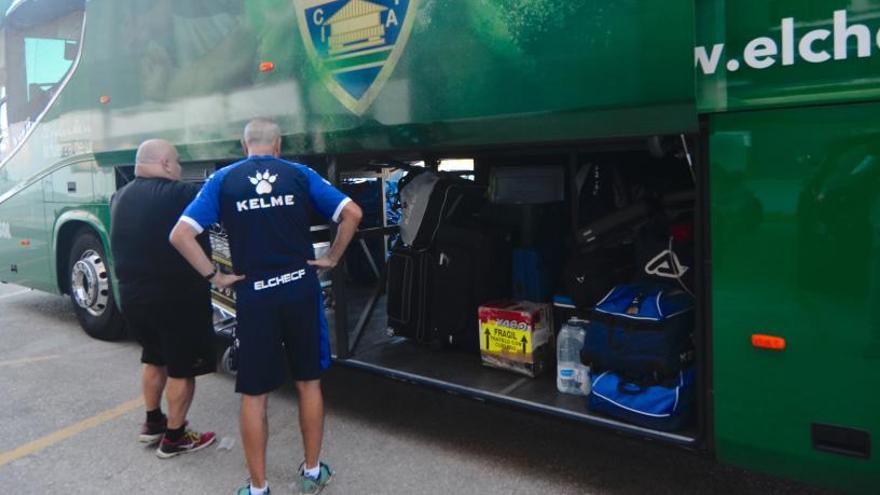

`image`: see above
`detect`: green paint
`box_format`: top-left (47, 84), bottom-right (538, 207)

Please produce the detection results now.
top-left (710, 104), bottom-right (880, 493)
top-left (697, 0), bottom-right (880, 112)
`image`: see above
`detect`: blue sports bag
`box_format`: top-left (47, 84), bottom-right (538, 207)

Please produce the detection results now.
top-left (589, 368), bottom-right (695, 431)
top-left (581, 283), bottom-right (694, 381)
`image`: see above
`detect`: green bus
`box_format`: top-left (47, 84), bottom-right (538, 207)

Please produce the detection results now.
top-left (0, 0), bottom-right (877, 492)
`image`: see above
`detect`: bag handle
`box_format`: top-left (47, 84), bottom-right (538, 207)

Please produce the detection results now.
top-left (617, 380), bottom-right (645, 395)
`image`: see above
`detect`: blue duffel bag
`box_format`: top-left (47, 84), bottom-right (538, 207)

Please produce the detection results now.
top-left (589, 368), bottom-right (696, 431)
top-left (581, 283), bottom-right (694, 380)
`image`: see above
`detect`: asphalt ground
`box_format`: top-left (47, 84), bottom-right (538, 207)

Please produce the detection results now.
top-left (0, 282), bottom-right (836, 495)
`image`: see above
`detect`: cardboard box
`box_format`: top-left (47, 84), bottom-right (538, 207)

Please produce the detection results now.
top-left (478, 301), bottom-right (554, 377)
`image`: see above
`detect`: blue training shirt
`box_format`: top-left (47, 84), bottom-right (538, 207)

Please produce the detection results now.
top-left (180, 156), bottom-right (350, 276)
top-left (180, 156), bottom-right (349, 372)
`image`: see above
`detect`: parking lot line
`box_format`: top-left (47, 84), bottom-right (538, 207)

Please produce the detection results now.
top-left (0, 355), bottom-right (62, 368)
top-left (0, 397), bottom-right (143, 468)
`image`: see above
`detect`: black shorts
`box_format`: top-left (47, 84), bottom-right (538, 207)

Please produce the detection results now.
top-left (234, 269), bottom-right (328, 395)
top-left (123, 296), bottom-right (216, 379)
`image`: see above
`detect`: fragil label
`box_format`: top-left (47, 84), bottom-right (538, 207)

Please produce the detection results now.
top-left (480, 318), bottom-right (533, 355)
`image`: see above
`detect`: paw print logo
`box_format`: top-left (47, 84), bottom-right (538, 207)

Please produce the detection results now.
top-left (248, 170), bottom-right (277, 195)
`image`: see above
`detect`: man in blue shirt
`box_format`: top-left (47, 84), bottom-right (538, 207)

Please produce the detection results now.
top-left (170, 119), bottom-right (362, 495)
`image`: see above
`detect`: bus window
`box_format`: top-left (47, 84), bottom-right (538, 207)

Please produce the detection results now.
top-left (23, 37), bottom-right (76, 117)
top-left (1, 0), bottom-right (84, 160)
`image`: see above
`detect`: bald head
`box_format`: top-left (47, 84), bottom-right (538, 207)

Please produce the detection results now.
top-left (135, 139), bottom-right (181, 180)
top-left (242, 118), bottom-right (281, 157)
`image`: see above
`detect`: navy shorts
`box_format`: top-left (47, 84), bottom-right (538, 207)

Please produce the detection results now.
top-left (234, 266), bottom-right (330, 395)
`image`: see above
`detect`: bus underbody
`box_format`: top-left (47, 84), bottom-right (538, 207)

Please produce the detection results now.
top-left (207, 132), bottom-right (710, 449)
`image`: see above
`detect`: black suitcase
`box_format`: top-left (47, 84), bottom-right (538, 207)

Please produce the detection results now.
top-left (428, 225), bottom-right (512, 351)
top-left (387, 246), bottom-right (433, 342)
top-left (399, 171), bottom-right (486, 249)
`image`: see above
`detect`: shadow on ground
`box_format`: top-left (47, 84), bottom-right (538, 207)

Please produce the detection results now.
top-left (319, 366), bottom-right (834, 495)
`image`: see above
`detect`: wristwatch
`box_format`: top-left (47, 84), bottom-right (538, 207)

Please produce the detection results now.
top-left (204, 267), bottom-right (218, 281)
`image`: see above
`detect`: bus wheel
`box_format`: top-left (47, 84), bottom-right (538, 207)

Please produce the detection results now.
top-left (68, 230), bottom-right (126, 341)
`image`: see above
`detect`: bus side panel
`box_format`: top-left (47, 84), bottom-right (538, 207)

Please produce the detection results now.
top-left (0, 183), bottom-right (53, 292)
top-left (710, 103), bottom-right (880, 492)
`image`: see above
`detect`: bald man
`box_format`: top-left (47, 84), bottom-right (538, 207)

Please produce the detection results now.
top-left (110, 139), bottom-right (217, 459)
top-left (171, 119), bottom-right (362, 495)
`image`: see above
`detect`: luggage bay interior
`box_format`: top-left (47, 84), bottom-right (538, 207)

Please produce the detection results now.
top-left (315, 135), bottom-right (706, 447)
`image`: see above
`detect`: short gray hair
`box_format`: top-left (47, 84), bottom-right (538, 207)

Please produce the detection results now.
top-left (243, 118), bottom-right (281, 147)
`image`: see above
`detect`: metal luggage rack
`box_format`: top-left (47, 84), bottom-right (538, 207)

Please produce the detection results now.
top-left (209, 225), bottom-right (237, 338)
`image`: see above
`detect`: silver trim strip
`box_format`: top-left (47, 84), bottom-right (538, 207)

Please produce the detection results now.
top-left (338, 358), bottom-right (696, 444)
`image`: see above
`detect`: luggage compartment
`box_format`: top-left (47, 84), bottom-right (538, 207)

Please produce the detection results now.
top-left (214, 136), bottom-right (707, 447)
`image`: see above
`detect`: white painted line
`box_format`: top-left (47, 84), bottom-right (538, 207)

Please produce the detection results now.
top-left (498, 377), bottom-right (529, 396)
top-left (0, 289), bottom-right (30, 301)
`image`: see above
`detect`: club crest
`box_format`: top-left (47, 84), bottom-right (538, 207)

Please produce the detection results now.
top-left (293, 0), bottom-right (417, 115)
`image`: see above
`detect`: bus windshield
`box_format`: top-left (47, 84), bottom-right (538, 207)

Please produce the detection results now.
top-left (0, 0), bottom-right (83, 161)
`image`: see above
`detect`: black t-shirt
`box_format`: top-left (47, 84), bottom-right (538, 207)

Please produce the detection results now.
top-left (110, 177), bottom-right (211, 305)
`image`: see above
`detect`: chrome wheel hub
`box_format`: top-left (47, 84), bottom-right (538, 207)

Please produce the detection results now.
top-left (71, 249), bottom-right (109, 317)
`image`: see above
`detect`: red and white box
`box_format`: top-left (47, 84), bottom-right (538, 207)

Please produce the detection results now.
top-left (478, 301), bottom-right (554, 378)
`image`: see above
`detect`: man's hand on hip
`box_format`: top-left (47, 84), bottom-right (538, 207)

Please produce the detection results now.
top-left (307, 256), bottom-right (338, 274)
top-left (211, 272), bottom-right (245, 289)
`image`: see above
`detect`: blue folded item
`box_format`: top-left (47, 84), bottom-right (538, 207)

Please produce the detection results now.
top-left (512, 246), bottom-right (560, 303)
top-left (581, 283), bottom-right (694, 380)
top-left (589, 368), bottom-right (696, 431)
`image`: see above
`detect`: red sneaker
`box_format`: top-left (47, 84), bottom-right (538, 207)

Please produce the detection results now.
top-left (156, 428), bottom-right (216, 459)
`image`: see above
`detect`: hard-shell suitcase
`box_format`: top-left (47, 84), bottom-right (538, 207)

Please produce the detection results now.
top-left (386, 246), bottom-right (433, 342)
top-left (428, 225), bottom-right (512, 351)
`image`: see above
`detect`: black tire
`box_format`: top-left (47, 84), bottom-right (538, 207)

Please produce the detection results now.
top-left (68, 229), bottom-right (126, 341)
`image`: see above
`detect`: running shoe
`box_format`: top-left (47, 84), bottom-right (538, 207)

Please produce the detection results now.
top-left (235, 482), bottom-right (270, 495)
top-left (138, 417), bottom-right (167, 445)
top-left (299, 462), bottom-right (333, 495)
top-left (155, 428), bottom-right (216, 458)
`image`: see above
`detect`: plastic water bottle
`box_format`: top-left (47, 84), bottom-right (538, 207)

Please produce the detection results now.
top-left (557, 318), bottom-right (591, 396)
